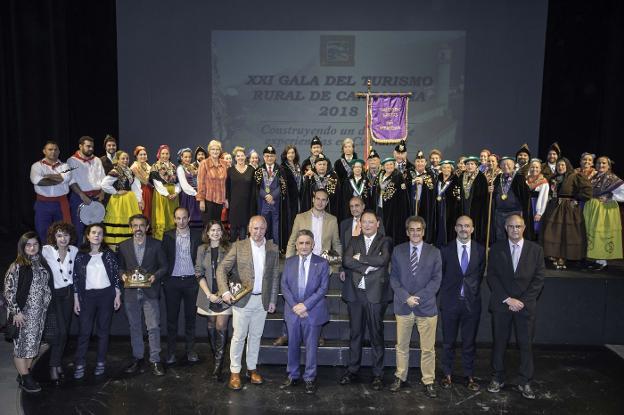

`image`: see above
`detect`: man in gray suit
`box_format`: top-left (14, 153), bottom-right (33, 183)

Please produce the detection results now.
top-left (118, 214), bottom-right (168, 376)
top-left (389, 215), bottom-right (442, 398)
top-left (217, 215), bottom-right (280, 390)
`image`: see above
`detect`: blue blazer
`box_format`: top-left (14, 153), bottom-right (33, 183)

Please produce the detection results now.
top-left (390, 241), bottom-right (442, 317)
top-left (281, 253), bottom-right (330, 326)
top-left (73, 250), bottom-right (120, 305)
top-left (440, 240), bottom-right (485, 312)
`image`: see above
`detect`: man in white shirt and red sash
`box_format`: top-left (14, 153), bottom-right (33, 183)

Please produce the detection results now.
top-left (30, 140), bottom-right (73, 241)
top-left (67, 136), bottom-right (106, 238)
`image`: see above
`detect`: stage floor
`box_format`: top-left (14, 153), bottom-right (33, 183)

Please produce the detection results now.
top-left (22, 340), bottom-right (624, 415)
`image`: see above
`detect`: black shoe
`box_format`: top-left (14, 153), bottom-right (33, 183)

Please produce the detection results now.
top-left (487, 379), bottom-right (505, 393)
top-left (466, 377), bottom-right (480, 391)
top-left (423, 383), bottom-right (437, 398)
top-left (166, 354), bottom-right (177, 365)
top-left (305, 380), bottom-right (317, 394)
top-left (187, 351), bottom-right (199, 362)
top-left (389, 377), bottom-right (405, 393)
top-left (19, 374), bottom-right (42, 393)
top-left (517, 383), bottom-right (536, 399)
top-left (371, 376), bottom-right (383, 391)
top-left (440, 375), bottom-right (452, 389)
top-left (124, 359), bottom-right (144, 374)
top-left (152, 362), bottom-right (166, 376)
top-left (339, 371), bottom-right (358, 385)
top-left (212, 329), bottom-right (227, 381)
top-left (49, 367), bottom-right (61, 385)
top-left (280, 377), bottom-right (299, 389)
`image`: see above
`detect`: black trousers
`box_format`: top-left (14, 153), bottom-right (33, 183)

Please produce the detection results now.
top-left (164, 277), bottom-right (199, 355)
top-left (202, 201), bottom-right (223, 225)
top-left (491, 310), bottom-right (536, 385)
top-left (75, 288), bottom-right (115, 366)
top-left (346, 289), bottom-right (387, 377)
top-left (440, 300), bottom-right (481, 377)
top-left (49, 286), bottom-right (74, 367)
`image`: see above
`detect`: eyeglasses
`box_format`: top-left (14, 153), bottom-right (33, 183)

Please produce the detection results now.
top-left (506, 225), bottom-right (524, 230)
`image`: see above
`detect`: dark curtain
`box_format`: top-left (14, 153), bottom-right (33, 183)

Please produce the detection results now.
top-left (0, 0), bottom-right (118, 236)
top-left (539, 0), bottom-right (624, 177)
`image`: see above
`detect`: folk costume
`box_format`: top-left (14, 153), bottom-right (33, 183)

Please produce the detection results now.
top-left (177, 149), bottom-right (203, 229)
top-left (150, 147), bottom-right (180, 240)
top-left (101, 164), bottom-right (142, 247)
top-left (30, 157), bottom-right (72, 242)
top-left (130, 147), bottom-right (153, 220)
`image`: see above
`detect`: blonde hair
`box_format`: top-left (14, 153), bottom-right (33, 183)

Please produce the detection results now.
top-left (232, 146), bottom-right (245, 157)
top-left (207, 139), bottom-right (222, 153)
top-left (113, 150), bottom-right (129, 164)
top-left (341, 138), bottom-right (354, 151)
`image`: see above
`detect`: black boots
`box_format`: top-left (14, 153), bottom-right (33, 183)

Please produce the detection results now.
top-left (19, 373), bottom-right (41, 393)
top-left (208, 328), bottom-right (227, 381)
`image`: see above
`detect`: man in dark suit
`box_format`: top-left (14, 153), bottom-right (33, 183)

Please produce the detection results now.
top-left (339, 210), bottom-right (393, 391)
top-left (389, 215), bottom-right (442, 398)
top-left (162, 207), bottom-right (203, 364)
top-left (439, 215), bottom-right (485, 390)
top-left (100, 134), bottom-right (116, 175)
top-left (338, 196), bottom-right (385, 253)
top-left (118, 214), bottom-right (168, 376)
top-left (280, 230), bottom-right (330, 394)
top-left (486, 214), bottom-right (545, 399)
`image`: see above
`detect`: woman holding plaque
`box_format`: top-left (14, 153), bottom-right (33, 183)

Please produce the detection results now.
top-left (195, 221), bottom-right (232, 381)
top-left (73, 224), bottom-right (121, 379)
top-left (41, 221), bottom-right (78, 385)
top-left (150, 145), bottom-right (180, 240)
top-left (130, 146), bottom-right (153, 220)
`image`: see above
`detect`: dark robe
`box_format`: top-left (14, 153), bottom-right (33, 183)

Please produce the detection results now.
top-left (333, 153), bottom-right (358, 183)
top-left (300, 171), bottom-right (340, 217)
top-left (302, 155), bottom-right (333, 175)
top-left (408, 169), bottom-right (436, 219)
top-left (491, 172), bottom-right (534, 244)
top-left (340, 175), bottom-right (373, 221)
top-left (430, 174), bottom-right (462, 247)
top-left (459, 171), bottom-right (489, 245)
top-left (376, 170), bottom-right (410, 245)
top-left (279, 162), bottom-right (302, 251)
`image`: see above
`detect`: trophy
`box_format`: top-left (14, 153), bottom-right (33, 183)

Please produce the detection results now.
top-left (123, 268), bottom-right (153, 288)
top-left (227, 273), bottom-right (252, 303)
top-left (321, 250), bottom-right (342, 266)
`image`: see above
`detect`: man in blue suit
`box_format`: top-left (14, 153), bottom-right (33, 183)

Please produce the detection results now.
top-left (280, 229), bottom-right (330, 394)
top-left (439, 215), bottom-right (485, 391)
top-left (389, 215), bottom-right (442, 398)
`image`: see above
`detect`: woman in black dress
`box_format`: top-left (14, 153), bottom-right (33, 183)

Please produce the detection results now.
top-left (225, 146), bottom-right (256, 241)
top-left (279, 145), bottom-right (302, 252)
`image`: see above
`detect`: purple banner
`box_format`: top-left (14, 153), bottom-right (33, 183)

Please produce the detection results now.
top-left (369, 95), bottom-right (409, 143)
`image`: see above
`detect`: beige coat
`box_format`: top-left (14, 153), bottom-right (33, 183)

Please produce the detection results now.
top-left (285, 209), bottom-right (342, 261)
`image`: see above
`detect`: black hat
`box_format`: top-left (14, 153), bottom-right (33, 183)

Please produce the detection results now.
top-left (314, 153), bottom-right (328, 164)
top-left (311, 136), bottom-right (322, 147)
top-left (263, 145), bottom-right (276, 155)
top-left (394, 140), bottom-right (407, 153)
top-left (194, 146), bottom-right (207, 158)
top-left (415, 150), bottom-right (426, 160)
top-left (368, 147), bottom-right (380, 159)
top-left (515, 143), bottom-right (531, 159)
top-left (548, 142), bottom-right (561, 156)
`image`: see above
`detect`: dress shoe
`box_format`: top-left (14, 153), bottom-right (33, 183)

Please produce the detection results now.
top-left (371, 376), bottom-right (383, 391)
top-left (389, 376), bottom-right (405, 392)
top-left (305, 380), bottom-right (317, 395)
top-left (187, 351), bottom-right (199, 363)
top-left (228, 373), bottom-right (242, 390)
top-left (151, 362), bottom-right (166, 376)
top-left (424, 384), bottom-right (437, 398)
top-left (318, 337), bottom-right (325, 347)
top-left (280, 377), bottom-right (299, 389)
top-left (466, 377), bottom-right (480, 391)
top-left (247, 369), bottom-right (264, 385)
top-left (440, 375), bottom-right (452, 389)
top-left (338, 371), bottom-right (358, 385)
top-left (165, 354), bottom-right (177, 365)
top-left (272, 335), bottom-right (288, 346)
top-left (124, 359), bottom-right (144, 374)
top-left (487, 379), bottom-right (505, 393)
top-left (517, 383), bottom-right (536, 400)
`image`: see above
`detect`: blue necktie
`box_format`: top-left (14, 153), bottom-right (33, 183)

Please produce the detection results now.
top-left (298, 256), bottom-right (306, 300)
top-left (410, 246), bottom-right (419, 276)
top-left (460, 245), bottom-right (468, 297)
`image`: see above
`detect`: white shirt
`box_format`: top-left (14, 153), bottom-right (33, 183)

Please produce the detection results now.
top-left (548, 163), bottom-right (556, 174)
top-left (533, 182), bottom-right (550, 215)
top-left (251, 239), bottom-right (266, 294)
top-left (508, 238), bottom-right (524, 272)
top-left (299, 254), bottom-right (311, 288)
top-left (456, 239), bottom-right (472, 265)
top-left (364, 233), bottom-right (376, 254)
top-left (100, 174), bottom-right (143, 202)
top-left (152, 177), bottom-right (181, 197)
top-left (85, 253), bottom-right (111, 290)
top-left (67, 154), bottom-right (105, 192)
top-left (311, 211), bottom-right (324, 256)
top-left (42, 245), bottom-right (77, 289)
top-left (176, 165), bottom-right (198, 196)
top-left (30, 159), bottom-right (71, 197)
top-left (409, 241), bottom-right (424, 258)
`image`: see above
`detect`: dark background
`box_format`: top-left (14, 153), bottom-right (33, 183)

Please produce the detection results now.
top-left (1, 0), bottom-right (622, 237)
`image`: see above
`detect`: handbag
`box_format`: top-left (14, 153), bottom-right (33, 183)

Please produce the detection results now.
top-left (4, 313), bottom-right (20, 342)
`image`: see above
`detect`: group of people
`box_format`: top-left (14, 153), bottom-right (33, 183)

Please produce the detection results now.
top-left (3, 134), bottom-right (622, 398)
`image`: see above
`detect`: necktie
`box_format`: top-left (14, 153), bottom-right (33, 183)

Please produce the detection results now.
top-left (410, 246), bottom-right (419, 276)
top-left (298, 256), bottom-right (306, 299)
top-left (512, 244), bottom-right (519, 272)
top-left (365, 237), bottom-right (372, 254)
top-left (460, 245), bottom-right (468, 297)
top-left (268, 166), bottom-right (273, 177)
top-left (352, 219), bottom-right (361, 236)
